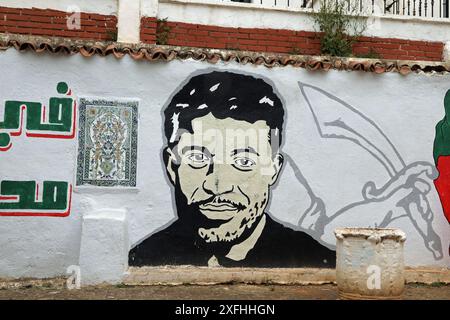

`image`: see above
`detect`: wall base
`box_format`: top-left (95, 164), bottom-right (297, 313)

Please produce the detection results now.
top-left (123, 266), bottom-right (450, 286)
top-left (0, 267), bottom-right (448, 289)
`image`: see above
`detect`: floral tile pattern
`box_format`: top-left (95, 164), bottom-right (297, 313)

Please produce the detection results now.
top-left (76, 97), bottom-right (138, 187)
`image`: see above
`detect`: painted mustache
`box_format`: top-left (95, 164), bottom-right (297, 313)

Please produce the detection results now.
top-left (196, 197), bottom-right (246, 211)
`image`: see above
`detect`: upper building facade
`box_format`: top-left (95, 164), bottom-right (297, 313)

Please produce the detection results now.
top-left (0, 0), bottom-right (449, 61)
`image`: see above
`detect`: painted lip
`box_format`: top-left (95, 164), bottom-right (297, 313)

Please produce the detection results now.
top-left (199, 203), bottom-right (239, 220)
top-left (199, 203), bottom-right (238, 211)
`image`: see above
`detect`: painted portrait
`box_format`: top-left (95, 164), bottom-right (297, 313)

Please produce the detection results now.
top-left (129, 70), bottom-right (447, 268)
top-left (129, 71), bottom-right (336, 267)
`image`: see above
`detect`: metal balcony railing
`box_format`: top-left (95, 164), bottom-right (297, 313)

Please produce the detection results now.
top-left (383, 0), bottom-right (449, 17)
top-left (227, 0), bottom-right (450, 18)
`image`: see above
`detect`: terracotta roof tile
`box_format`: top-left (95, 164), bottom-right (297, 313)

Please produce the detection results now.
top-left (0, 34), bottom-right (449, 74)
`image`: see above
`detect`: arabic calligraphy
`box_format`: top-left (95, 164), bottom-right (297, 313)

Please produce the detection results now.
top-left (0, 180), bottom-right (72, 217)
top-left (0, 82), bottom-right (76, 152)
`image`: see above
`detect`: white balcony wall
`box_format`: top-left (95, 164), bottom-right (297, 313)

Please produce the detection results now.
top-left (157, 0), bottom-right (450, 43)
top-left (0, 0), bottom-right (118, 15)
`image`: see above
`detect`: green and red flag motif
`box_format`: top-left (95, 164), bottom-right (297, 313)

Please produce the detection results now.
top-left (433, 89), bottom-right (450, 223)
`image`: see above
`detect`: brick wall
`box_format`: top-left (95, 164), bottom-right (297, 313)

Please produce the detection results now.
top-left (150, 21), bottom-right (322, 56)
top-left (140, 20), bottom-right (444, 62)
top-left (0, 6), bottom-right (117, 41)
top-left (0, 6), bottom-right (444, 62)
top-left (140, 17), bottom-right (157, 44)
top-left (353, 37), bottom-right (444, 61)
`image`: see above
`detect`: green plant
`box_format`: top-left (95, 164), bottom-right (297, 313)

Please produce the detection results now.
top-left (311, 0), bottom-right (367, 57)
top-left (356, 47), bottom-right (381, 59)
top-left (289, 47), bottom-right (302, 55)
top-left (106, 29), bottom-right (118, 42)
top-left (156, 18), bottom-right (171, 45)
top-left (225, 45), bottom-right (240, 51)
top-left (430, 282), bottom-right (448, 287)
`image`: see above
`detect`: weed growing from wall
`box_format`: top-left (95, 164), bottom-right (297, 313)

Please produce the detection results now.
top-left (289, 47), bottom-right (302, 55)
top-left (106, 30), bottom-right (118, 42)
top-left (312, 0), bottom-right (367, 57)
top-left (156, 18), bottom-right (171, 45)
top-left (356, 47), bottom-right (381, 59)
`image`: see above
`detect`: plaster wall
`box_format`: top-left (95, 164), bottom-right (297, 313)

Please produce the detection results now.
top-left (157, 0), bottom-right (450, 43)
top-left (0, 0), bottom-right (118, 15)
top-left (0, 49), bottom-right (449, 279)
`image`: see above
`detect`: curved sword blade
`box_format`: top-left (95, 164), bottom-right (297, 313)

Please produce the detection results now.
top-left (299, 81), bottom-right (405, 177)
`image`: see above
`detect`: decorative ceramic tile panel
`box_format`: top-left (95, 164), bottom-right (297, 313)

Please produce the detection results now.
top-left (76, 98), bottom-right (138, 187)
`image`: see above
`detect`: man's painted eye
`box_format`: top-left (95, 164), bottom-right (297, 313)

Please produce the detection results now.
top-left (187, 152), bottom-right (209, 167)
top-left (234, 157), bottom-right (256, 169)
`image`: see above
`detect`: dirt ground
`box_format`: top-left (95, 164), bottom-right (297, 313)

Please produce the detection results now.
top-left (0, 283), bottom-right (448, 300)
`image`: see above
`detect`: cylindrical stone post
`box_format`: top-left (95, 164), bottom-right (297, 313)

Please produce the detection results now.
top-left (334, 227), bottom-right (406, 300)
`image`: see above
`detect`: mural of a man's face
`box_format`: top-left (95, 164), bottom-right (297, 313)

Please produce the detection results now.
top-left (165, 113), bottom-right (283, 243)
top-left (129, 71), bottom-right (339, 268)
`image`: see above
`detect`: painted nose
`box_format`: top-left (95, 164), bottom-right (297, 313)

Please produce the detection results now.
top-left (202, 163), bottom-right (234, 195)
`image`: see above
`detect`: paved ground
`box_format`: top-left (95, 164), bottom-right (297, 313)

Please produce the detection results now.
top-left (0, 283), bottom-right (448, 300)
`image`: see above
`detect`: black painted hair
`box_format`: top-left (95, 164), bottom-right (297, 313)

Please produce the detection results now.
top-left (163, 71), bottom-right (285, 150)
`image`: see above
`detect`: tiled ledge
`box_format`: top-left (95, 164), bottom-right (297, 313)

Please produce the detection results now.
top-left (0, 34), bottom-right (449, 75)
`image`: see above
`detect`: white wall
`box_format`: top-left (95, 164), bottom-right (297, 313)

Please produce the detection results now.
top-left (117, 0), bottom-right (141, 43)
top-left (1, 0), bottom-right (449, 45)
top-left (0, 0), bottom-right (118, 15)
top-left (0, 49), bottom-right (449, 280)
top-left (142, 0), bottom-right (159, 17)
top-left (158, 0), bottom-right (450, 42)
